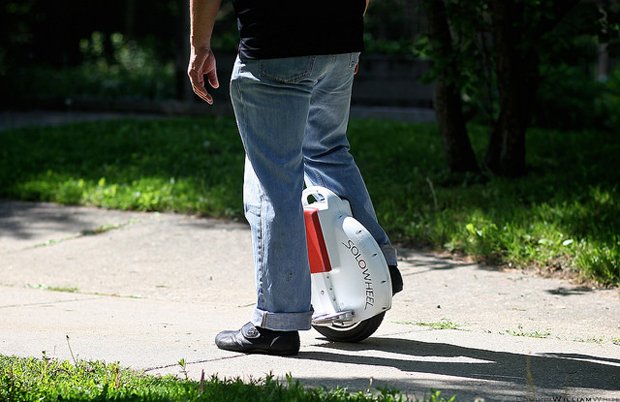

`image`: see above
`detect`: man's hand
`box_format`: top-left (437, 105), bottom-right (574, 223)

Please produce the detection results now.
top-left (188, 46), bottom-right (219, 104)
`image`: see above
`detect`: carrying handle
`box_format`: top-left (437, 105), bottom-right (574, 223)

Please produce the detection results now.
top-left (302, 186), bottom-right (341, 209)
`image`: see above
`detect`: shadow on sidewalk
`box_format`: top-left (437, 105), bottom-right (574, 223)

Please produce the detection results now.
top-left (0, 201), bottom-right (89, 241)
top-left (0, 200), bottom-right (142, 251)
top-left (296, 337), bottom-right (620, 396)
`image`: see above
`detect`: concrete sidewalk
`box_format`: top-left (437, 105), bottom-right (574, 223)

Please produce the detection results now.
top-left (0, 200), bottom-right (618, 401)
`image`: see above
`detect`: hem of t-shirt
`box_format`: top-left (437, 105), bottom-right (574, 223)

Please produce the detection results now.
top-left (238, 45), bottom-right (364, 61)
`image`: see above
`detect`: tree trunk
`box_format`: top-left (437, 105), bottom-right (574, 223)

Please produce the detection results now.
top-left (422, 0), bottom-right (479, 174)
top-left (485, 0), bottom-right (580, 177)
top-left (485, 0), bottom-right (537, 177)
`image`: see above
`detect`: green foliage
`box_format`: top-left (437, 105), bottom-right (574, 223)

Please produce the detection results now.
top-left (428, 390), bottom-right (456, 402)
top-left (6, 31), bottom-right (175, 102)
top-left (363, 0), bottom-right (419, 56)
top-left (348, 120), bottom-right (619, 285)
top-left (0, 355), bottom-right (420, 401)
top-left (532, 1), bottom-right (620, 131)
top-left (413, 0), bottom-right (497, 124)
top-left (597, 67), bottom-right (620, 131)
top-left (414, 0), bottom-right (620, 130)
top-left (0, 118), bottom-right (617, 285)
top-left (535, 63), bottom-right (608, 131)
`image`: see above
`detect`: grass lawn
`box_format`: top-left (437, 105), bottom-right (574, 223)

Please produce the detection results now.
top-left (0, 355), bottom-right (453, 402)
top-left (0, 117), bottom-right (617, 285)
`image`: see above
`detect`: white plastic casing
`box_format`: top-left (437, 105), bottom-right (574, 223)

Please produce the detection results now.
top-left (302, 186), bottom-right (392, 325)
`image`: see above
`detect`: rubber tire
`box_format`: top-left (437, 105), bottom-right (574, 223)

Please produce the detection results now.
top-left (312, 312), bottom-right (385, 343)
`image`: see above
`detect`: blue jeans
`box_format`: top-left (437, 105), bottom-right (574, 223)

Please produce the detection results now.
top-left (230, 53), bottom-right (397, 331)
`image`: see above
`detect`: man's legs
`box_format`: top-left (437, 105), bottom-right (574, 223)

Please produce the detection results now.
top-left (218, 53), bottom-right (401, 356)
top-left (228, 55), bottom-right (317, 333)
top-left (302, 53), bottom-right (398, 268)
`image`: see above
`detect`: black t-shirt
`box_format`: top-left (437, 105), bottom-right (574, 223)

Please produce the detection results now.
top-left (232, 0), bottom-right (366, 59)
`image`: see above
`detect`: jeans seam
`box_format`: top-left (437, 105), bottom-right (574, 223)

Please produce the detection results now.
top-left (233, 62), bottom-right (266, 307)
top-left (257, 188), bottom-right (266, 308)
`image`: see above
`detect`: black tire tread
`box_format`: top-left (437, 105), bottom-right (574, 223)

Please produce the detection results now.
top-left (312, 312), bottom-right (385, 343)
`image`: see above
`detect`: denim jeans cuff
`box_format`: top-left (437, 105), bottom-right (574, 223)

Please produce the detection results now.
top-left (381, 245), bottom-right (398, 267)
top-left (251, 308), bottom-right (314, 331)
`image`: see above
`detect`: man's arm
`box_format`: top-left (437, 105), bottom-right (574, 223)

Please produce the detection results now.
top-left (187, 0), bottom-right (222, 105)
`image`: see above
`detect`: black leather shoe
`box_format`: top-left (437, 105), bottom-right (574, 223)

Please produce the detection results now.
top-left (215, 322), bottom-right (300, 356)
top-left (389, 265), bottom-right (403, 295)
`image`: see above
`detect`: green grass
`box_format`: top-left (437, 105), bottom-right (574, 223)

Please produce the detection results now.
top-left (574, 336), bottom-right (606, 344)
top-left (0, 355), bottom-right (453, 402)
top-left (26, 284), bottom-right (79, 293)
top-left (415, 320), bottom-right (461, 330)
top-left (0, 117), bottom-right (243, 218)
top-left (505, 325), bottom-right (551, 339)
top-left (396, 319), bottom-right (461, 330)
top-left (0, 117), bottom-right (618, 285)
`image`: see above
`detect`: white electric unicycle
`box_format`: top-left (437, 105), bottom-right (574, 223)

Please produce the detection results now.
top-left (303, 186), bottom-right (393, 342)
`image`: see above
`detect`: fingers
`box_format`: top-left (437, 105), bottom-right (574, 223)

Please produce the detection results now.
top-left (187, 48), bottom-right (218, 104)
top-left (188, 72), bottom-right (213, 104)
top-left (207, 69), bottom-right (220, 90)
top-left (188, 70), bottom-right (213, 104)
top-left (193, 84), bottom-right (214, 104)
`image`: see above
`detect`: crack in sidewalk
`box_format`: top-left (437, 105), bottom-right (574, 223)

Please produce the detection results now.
top-left (143, 354), bottom-right (245, 372)
top-left (0, 297), bottom-right (101, 309)
top-left (0, 218), bottom-right (142, 256)
top-left (29, 219), bottom-right (139, 249)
